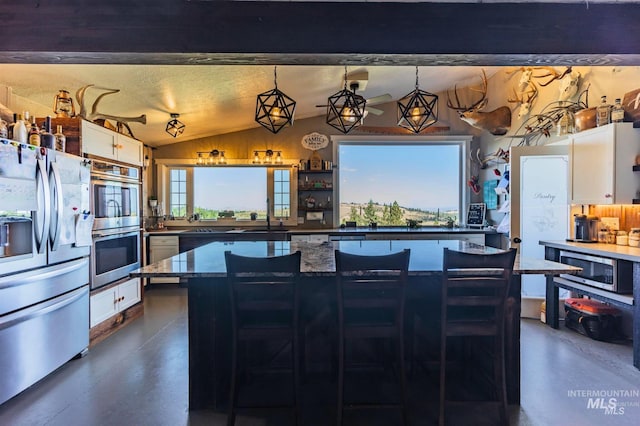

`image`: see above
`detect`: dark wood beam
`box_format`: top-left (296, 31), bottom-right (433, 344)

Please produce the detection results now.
top-left (0, 2), bottom-right (639, 65)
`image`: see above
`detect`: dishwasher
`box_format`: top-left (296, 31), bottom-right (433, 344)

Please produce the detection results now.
top-left (148, 235), bottom-right (180, 284)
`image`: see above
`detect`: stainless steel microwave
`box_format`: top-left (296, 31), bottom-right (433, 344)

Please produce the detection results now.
top-left (559, 250), bottom-right (633, 294)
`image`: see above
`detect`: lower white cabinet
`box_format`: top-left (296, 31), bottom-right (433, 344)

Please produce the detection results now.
top-left (90, 277), bottom-right (141, 328)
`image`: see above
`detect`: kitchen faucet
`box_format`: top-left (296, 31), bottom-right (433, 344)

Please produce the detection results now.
top-left (266, 197), bottom-right (271, 230)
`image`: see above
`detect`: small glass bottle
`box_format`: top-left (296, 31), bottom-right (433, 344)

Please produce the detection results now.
top-left (39, 116), bottom-right (56, 150)
top-left (596, 95), bottom-right (611, 127)
top-left (54, 125), bottom-right (66, 152)
top-left (611, 98), bottom-right (624, 123)
top-left (28, 116), bottom-right (40, 146)
top-left (13, 114), bottom-right (27, 144)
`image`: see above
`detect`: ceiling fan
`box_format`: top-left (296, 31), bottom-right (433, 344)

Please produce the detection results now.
top-left (316, 70), bottom-right (392, 116)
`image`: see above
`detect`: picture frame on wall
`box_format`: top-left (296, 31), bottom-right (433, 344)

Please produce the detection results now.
top-left (467, 203), bottom-right (486, 228)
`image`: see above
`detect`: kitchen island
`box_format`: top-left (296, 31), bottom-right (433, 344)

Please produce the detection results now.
top-left (131, 239), bottom-right (578, 411)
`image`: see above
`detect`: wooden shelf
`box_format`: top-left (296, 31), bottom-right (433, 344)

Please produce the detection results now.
top-left (299, 169), bottom-right (333, 174)
top-left (299, 187), bottom-right (333, 191)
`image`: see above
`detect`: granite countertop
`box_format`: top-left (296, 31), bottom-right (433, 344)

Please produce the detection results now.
top-left (132, 239), bottom-right (579, 279)
top-left (144, 226), bottom-right (498, 237)
top-left (540, 240), bottom-right (640, 262)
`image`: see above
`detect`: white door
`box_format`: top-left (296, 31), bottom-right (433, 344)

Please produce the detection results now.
top-left (510, 145), bottom-right (569, 304)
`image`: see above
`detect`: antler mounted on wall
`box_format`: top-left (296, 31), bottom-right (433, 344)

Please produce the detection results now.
top-left (446, 70), bottom-right (511, 136)
top-left (76, 85), bottom-right (147, 138)
top-left (508, 81), bottom-right (539, 120)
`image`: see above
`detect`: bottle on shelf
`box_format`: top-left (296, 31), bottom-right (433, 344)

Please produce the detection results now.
top-left (54, 124), bottom-right (66, 152)
top-left (40, 116), bottom-right (56, 149)
top-left (13, 113), bottom-right (28, 144)
top-left (7, 113), bottom-right (17, 140)
top-left (611, 98), bottom-right (624, 123)
top-left (596, 95), bottom-right (611, 127)
top-left (28, 116), bottom-right (40, 146)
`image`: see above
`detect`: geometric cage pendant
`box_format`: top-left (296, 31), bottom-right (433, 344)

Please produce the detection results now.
top-left (397, 67), bottom-right (438, 133)
top-left (255, 66), bottom-right (296, 134)
top-left (326, 67), bottom-right (367, 134)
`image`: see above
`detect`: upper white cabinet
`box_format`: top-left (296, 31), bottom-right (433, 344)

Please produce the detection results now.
top-left (81, 120), bottom-right (143, 166)
top-left (569, 123), bottom-right (640, 205)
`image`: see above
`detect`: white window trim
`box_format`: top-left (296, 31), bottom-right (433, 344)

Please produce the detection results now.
top-left (155, 158), bottom-right (298, 228)
top-left (331, 135), bottom-right (472, 227)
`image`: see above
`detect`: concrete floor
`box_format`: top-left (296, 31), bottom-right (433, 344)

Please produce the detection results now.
top-left (1, 285), bottom-right (639, 426)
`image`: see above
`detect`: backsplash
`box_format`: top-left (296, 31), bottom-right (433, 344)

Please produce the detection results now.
top-left (590, 205), bottom-right (640, 231)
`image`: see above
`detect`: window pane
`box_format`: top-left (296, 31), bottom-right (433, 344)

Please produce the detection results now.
top-left (338, 144), bottom-right (461, 226)
top-left (273, 169), bottom-right (290, 219)
top-left (169, 168), bottom-right (187, 218)
top-left (194, 167), bottom-right (267, 219)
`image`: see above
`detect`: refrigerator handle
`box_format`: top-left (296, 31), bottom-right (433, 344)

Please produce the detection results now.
top-left (49, 160), bottom-right (64, 251)
top-left (35, 158), bottom-right (51, 254)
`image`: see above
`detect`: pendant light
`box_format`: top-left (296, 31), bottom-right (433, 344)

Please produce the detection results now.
top-left (166, 113), bottom-right (185, 138)
top-left (326, 67), bottom-right (367, 134)
top-left (255, 66), bottom-right (296, 134)
top-left (397, 66), bottom-right (438, 133)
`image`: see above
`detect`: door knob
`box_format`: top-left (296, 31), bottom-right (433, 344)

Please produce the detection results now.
top-left (513, 237), bottom-right (522, 243)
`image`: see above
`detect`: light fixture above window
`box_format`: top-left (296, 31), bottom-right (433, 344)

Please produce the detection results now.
top-left (397, 66), bottom-right (438, 133)
top-left (326, 67), bottom-right (367, 134)
top-left (196, 149), bottom-right (226, 165)
top-left (255, 66), bottom-right (296, 134)
top-left (253, 149), bottom-right (283, 164)
top-left (166, 113), bottom-right (185, 138)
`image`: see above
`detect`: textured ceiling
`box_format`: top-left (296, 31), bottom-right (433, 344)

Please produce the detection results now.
top-left (0, 64), bottom-right (502, 146)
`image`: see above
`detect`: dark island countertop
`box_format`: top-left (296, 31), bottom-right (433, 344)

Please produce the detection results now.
top-left (132, 239), bottom-right (579, 279)
top-left (144, 226), bottom-right (499, 237)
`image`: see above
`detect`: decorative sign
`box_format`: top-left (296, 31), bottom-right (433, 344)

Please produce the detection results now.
top-left (467, 203), bottom-right (486, 228)
top-left (301, 132), bottom-right (329, 151)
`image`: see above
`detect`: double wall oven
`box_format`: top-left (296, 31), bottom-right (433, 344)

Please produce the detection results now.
top-left (90, 158), bottom-right (141, 290)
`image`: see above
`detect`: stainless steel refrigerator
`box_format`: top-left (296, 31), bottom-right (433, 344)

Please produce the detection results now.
top-left (0, 142), bottom-right (92, 405)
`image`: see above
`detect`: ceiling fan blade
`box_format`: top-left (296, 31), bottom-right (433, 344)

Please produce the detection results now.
top-left (366, 93), bottom-right (392, 105)
top-left (365, 106), bottom-right (384, 116)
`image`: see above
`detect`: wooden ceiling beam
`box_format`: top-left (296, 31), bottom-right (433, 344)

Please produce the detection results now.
top-left (0, 2), bottom-right (638, 65)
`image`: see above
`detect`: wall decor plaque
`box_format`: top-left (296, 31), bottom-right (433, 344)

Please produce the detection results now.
top-left (301, 132), bottom-right (329, 151)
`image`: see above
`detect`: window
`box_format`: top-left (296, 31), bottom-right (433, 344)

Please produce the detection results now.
top-left (169, 169), bottom-right (187, 218)
top-left (273, 169), bottom-right (291, 219)
top-left (335, 138), bottom-right (469, 226)
top-left (194, 167), bottom-right (267, 220)
top-left (162, 165), bottom-right (293, 223)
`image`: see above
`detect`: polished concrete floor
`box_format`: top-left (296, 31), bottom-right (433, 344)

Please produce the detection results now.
top-left (1, 285), bottom-right (639, 426)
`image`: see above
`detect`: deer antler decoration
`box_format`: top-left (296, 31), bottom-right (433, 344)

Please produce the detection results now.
top-left (76, 84), bottom-right (147, 138)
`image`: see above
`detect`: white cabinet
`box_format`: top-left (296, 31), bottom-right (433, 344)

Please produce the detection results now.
top-left (81, 120), bottom-right (143, 166)
top-left (569, 123), bottom-right (640, 205)
top-left (148, 235), bottom-right (180, 284)
top-left (90, 277), bottom-right (141, 327)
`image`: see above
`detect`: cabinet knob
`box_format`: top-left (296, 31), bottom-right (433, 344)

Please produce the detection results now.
top-left (604, 193), bottom-right (612, 198)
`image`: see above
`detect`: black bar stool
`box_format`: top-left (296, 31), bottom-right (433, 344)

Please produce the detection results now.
top-left (439, 248), bottom-right (517, 426)
top-left (224, 250), bottom-right (302, 426)
top-left (334, 249), bottom-right (410, 426)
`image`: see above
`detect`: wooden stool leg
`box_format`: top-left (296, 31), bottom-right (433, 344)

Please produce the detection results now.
top-left (399, 333), bottom-right (409, 425)
top-left (495, 335), bottom-right (509, 426)
top-left (439, 335), bottom-right (446, 426)
top-left (337, 333), bottom-right (344, 426)
top-left (227, 337), bottom-right (238, 426)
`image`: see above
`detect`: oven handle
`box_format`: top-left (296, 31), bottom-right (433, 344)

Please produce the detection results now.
top-left (49, 160), bottom-right (64, 251)
top-left (92, 229), bottom-right (141, 239)
top-left (90, 174), bottom-right (141, 186)
top-left (559, 250), bottom-right (615, 266)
